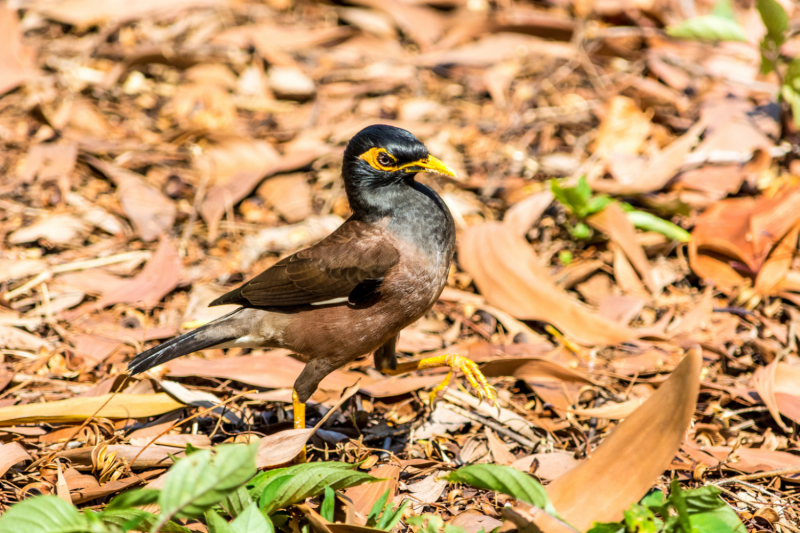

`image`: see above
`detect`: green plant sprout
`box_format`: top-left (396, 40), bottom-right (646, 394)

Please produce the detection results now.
top-left (550, 177), bottom-right (691, 242)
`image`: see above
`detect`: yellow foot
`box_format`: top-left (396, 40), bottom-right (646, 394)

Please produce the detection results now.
top-left (384, 353), bottom-right (496, 406)
top-left (428, 353), bottom-right (497, 405)
top-left (292, 389), bottom-right (307, 463)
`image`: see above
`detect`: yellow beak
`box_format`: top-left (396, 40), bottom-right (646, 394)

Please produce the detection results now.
top-left (399, 155), bottom-right (458, 179)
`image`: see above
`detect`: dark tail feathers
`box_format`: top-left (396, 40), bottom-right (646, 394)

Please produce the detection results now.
top-left (127, 311), bottom-right (238, 375)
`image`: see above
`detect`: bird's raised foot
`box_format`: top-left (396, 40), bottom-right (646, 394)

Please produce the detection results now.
top-left (427, 353), bottom-right (497, 406)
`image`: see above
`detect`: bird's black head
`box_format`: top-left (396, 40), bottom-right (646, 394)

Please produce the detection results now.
top-left (341, 125), bottom-right (456, 216)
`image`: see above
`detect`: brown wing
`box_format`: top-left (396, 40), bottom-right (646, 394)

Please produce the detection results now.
top-left (209, 220), bottom-right (400, 308)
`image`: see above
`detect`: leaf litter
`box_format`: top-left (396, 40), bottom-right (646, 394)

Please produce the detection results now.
top-left (0, 0), bottom-right (800, 531)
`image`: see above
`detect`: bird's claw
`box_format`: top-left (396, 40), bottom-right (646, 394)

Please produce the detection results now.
top-left (428, 353), bottom-right (496, 406)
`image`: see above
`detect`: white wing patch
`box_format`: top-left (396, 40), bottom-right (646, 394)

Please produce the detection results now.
top-left (310, 297), bottom-right (349, 306)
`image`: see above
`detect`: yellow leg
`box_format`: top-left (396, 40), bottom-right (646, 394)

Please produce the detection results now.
top-left (292, 389), bottom-right (307, 463)
top-left (382, 353), bottom-right (496, 405)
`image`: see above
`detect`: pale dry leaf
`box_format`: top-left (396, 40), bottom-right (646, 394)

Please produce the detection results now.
top-left (459, 222), bottom-right (638, 345)
top-left (593, 96), bottom-right (652, 159)
top-left (34, 0), bottom-right (225, 28)
top-left (0, 5), bottom-right (38, 95)
top-left (0, 393), bottom-right (183, 426)
top-left (258, 173), bottom-right (313, 223)
top-left (95, 238), bottom-right (181, 310)
top-left (85, 156), bottom-right (176, 242)
top-left (0, 442), bottom-right (32, 478)
top-left (546, 347), bottom-right (702, 529)
top-left (343, 464), bottom-right (400, 525)
top-left (450, 511), bottom-right (503, 533)
top-left (9, 214), bottom-right (88, 245)
top-left (587, 203), bottom-right (657, 294)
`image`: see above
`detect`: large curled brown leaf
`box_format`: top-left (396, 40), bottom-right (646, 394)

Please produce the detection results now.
top-left (752, 360), bottom-right (800, 432)
top-left (545, 347), bottom-right (702, 530)
top-left (690, 186), bottom-right (800, 294)
top-left (459, 223), bottom-right (638, 345)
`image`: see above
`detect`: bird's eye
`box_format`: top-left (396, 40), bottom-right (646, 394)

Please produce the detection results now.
top-left (377, 152), bottom-right (393, 166)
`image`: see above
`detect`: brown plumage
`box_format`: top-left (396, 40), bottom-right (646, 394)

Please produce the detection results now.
top-left (128, 125), bottom-right (492, 409)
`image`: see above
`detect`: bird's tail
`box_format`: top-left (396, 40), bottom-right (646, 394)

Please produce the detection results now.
top-left (127, 310), bottom-right (240, 375)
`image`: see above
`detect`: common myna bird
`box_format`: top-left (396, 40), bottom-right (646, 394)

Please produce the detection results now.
top-left (128, 125), bottom-right (495, 440)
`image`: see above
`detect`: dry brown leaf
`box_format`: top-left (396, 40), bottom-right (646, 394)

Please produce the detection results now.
top-left (502, 503), bottom-right (579, 533)
top-left (503, 191), bottom-right (554, 237)
top-left (258, 173), bottom-right (313, 223)
top-left (257, 382), bottom-right (359, 467)
top-left (459, 223), bottom-right (638, 346)
top-left (85, 156), bottom-right (176, 242)
top-left (587, 203), bottom-right (657, 294)
top-left (752, 361), bottom-right (800, 432)
top-left (568, 398), bottom-right (645, 419)
top-left (35, 0), bottom-right (225, 27)
top-left (9, 214), bottom-right (88, 245)
top-left (593, 96), bottom-right (652, 159)
top-left (0, 442), bottom-right (32, 478)
top-left (511, 452), bottom-right (582, 481)
top-left (256, 429), bottom-right (315, 468)
top-left (485, 428), bottom-right (515, 466)
top-left (592, 122), bottom-right (702, 195)
top-left (166, 352), bottom-right (365, 394)
top-left (450, 511), bottom-right (503, 533)
top-left (417, 33), bottom-right (574, 67)
top-left (0, 393), bottom-right (183, 426)
top-left (0, 5), bottom-right (38, 95)
top-left (94, 238), bottom-right (181, 310)
top-left (546, 347), bottom-right (702, 529)
top-left (0, 324), bottom-right (54, 351)
top-left (690, 187), bottom-right (800, 293)
top-left (343, 464), bottom-right (400, 525)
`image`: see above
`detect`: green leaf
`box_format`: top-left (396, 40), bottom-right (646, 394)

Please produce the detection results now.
top-left (585, 194), bottom-right (612, 215)
top-left (231, 504), bottom-right (274, 533)
top-left (782, 59), bottom-right (800, 129)
top-left (570, 222), bottom-right (592, 240)
top-left (441, 465), bottom-right (556, 516)
top-left (260, 465), bottom-right (381, 515)
top-left (625, 210), bottom-right (691, 242)
top-left (156, 443), bottom-right (258, 531)
top-left (689, 510), bottom-right (746, 533)
top-left (222, 486), bottom-right (254, 519)
top-left (667, 16), bottom-right (747, 42)
top-left (207, 510), bottom-right (236, 533)
top-left (712, 0), bottom-right (736, 21)
top-left (376, 500), bottom-right (409, 532)
top-left (0, 496), bottom-right (94, 533)
top-left (98, 509), bottom-right (190, 533)
top-left (622, 504), bottom-right (658, 533)
top-left (105, 489), bottom-right (161, 511)
top-left (757, 0), bottom-right (788, 45)
top-left (558, 250), bottom-right (573, 266)
top-left (551, 179), bottom-right (590, 218)
top-left (248, 462), bottom-right (357, 498)
top-left (366, 488), bottom-right (391, 527)
top-left (587, 523), bottom-right (624, 533)
top-left (321, 487), bottom-right (336, 522)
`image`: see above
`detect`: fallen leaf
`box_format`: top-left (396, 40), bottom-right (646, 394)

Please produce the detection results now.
top-left (258, 173), bottom-right (313, 223)
top-left (752, 361), bottom-right (800, 432)
top-left (344, 464), bottom-right (400, 525)
top-left (510, 452), bottom-right (582, 481)
top-left (0, 5), bottom-right (38, 95)
top-left (0, 442), bottom-right (31, 477)
top-left (0, 324), bottom-right (54, 351)
top-left (34, 0), bottom-right (225, 28)
top-left (93, 238), bottom-right (181, 311)
top-left (166, 352), bottom-right (365, 394)
top-left (85, 156), bottom-right (176, 242)
top-left (593, 96), bottom-right (652, 159)
top-left (587, 203), bottom-right (657, 294)
top-left (546, 347), bottom-right (702, 529)
top-left (9, 214), bottom-right (88, 245)
top-left (0, 393), bottom-right (183, 426)
top-left (485, 428), bottom-right (516, 466)
top-left (450, 511), bottom-right (503, 533)
top-left (568, 398), bottom-right (646, 419)
top-left (459, 223), bottom-right (638, 346)
top-left (503, 191), bottom-right (554, 237)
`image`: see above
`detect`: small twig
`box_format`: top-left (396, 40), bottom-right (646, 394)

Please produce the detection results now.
top-left (722, 465), bottom-right (800, 482)
top-left (440, 402), bottom-right (537, 449)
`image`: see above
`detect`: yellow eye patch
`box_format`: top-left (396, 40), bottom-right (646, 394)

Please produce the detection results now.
top-left (359, 147), bottom-right (398, 171)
